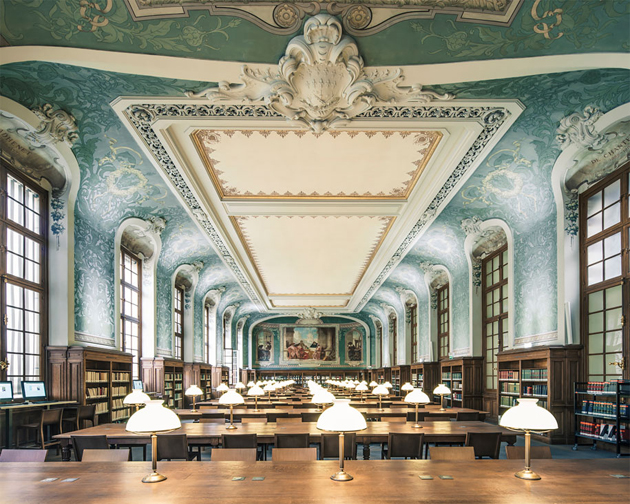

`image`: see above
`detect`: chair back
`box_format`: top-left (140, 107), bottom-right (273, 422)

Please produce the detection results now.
top-left (386, 416), bottom-right (407, 423)
top-left (465, 431), bottom-right (502, 459)
top-left (424, 415), bottom-right (451, 422)
top-left (505, 446), bottom-right (552, 460)
top-left (300, 412), bottom-right (321, 422)
top-left (429, 446), bottom-right (475, 461)
top-left (266, 412), bottom-right (289, 423)
top-left (320, 433), bottom-right (357, 460)
top-left (71, 435), bottom-right (110, 461)
top-left (274, 433), bottom-right (310, 449)
top-left (222, 433), bottom-right (257, 449)
top-left (78, 405), bottom-right (97, 424)
top-left (156, 434), bottom-right (190, 461)
top-left (81, 449), bottom-right (130, 462)
top-left (275, 406), bottom-right (294, 411)
top-left (242, 417), bottom-right (267, 424)
top-left (276, 417), bottom-right (301, 424)
top-left (199, 405), bottom-right (218, 410)
top-left (455, 411), bottom-right (480, 422)
top-left (42, 408), bottom-right (63, 427)
top-left (406, 411), bottom-right (429, 422)
top-left (0, 449), bottom-right (47, 462)
top-left (272, 448), bottom-right (317, 461)
top-left (211, 448), bottom-right (257, 461)
top-left (387, 432), bottom-right (424, 459)
top-left (200, 412), bottom-right (226, 419)
top-left (200, 418), bottom-right (226, 424)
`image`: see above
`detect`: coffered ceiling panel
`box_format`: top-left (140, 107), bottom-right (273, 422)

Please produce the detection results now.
top-left (232, 215), bottom-right (394, 304)
top-left (193, 129), bottom-right (441, 200)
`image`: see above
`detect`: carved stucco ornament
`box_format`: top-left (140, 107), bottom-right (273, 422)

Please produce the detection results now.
top-left (186, 14), bottom-right (453, 133)
top-left (295, 307), bottom-right (325, 325)
top-left (556, 106), bottom-right (607, 151)
top-left (30, 104), bottom-right (79, 147)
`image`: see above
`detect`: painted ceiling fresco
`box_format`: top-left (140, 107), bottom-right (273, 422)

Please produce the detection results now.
top-left (0, 0), bottom-right (628, 367)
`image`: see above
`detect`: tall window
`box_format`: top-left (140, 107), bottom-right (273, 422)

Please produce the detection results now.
top-left (581, 166), bottom-right (629, 382)
top-left (437, 284), bottom-right (449, 360)
top-left (389, 313), bottom-right (397, 366)
top-left (482, 246), bottom-right (508, 392)
top-left (408, 302), bottom-right (418, 363)
top-left (204, 304), bottom-right (211, 364)
top-left (120, 248), bottom-right (141, 379)
top-left (173, 286), bottom-right (184, 360)
top-left (0, 165), bottom-right (47, 395)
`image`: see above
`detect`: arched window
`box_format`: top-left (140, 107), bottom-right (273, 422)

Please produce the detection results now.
top-left (437, 283), bottom-right (449, 360)
top-left (581, 165), bottom-right (629, 382)
top-left (173, 285), bottom-right (184, 360)
top-left (120, 247), bottom-right (141, 379)
top-left (0, 164), bottom-right (47, 394)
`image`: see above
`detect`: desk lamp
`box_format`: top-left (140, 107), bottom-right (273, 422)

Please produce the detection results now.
top-left (219, 389), bottom-right (244, 429)
top-left (433, 383), bottom-right (451, 411)
top-left (123, 389), bottom-right (150, 413)
top-left (355, 382), bottom-right (368, 403)
top-left (184, 385), bottom-right (203, 412)
top-left (247, 381), bottom-right (255, 388)
top-left (372, 384), bottom-right (389, 412)
top-left (369, 381), bottom-right (378, 388)
top-left (404, 388), bottom-right (430, 428)
top-left (126, 400), bottom-right (181, 483)
top-left (317, 399), bottom-right (367, 481)
top-left (401, 382), bottom-right (414, 397)
top-left (499, 398), bottom-right (558, 480)
top-left (383, 382), bottom-right (393, 395)
top-left (247, 384), bottom-right (265, 412)
top-left (263, 383), bottom-right (275, 401)
top-left (235, 382), bottom-right (247, 393)
top-left (312, 389), bottom-right (335, 412)
top-left (217, 383), bottom-right (229, 396)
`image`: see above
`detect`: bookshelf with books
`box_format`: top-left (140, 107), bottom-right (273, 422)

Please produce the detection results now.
top-left (183, 363), bottom-right (214, 406)
top-left (439, 358), bottom-right (483, 410)
top-left (141, 357), bottom-right (184, 409)
top-left (391, 365), bottom-right (410, 395)
top-left (376, 367), bottom-right (391, 385)
top-left (47, 346), bottom-right (133, 425)
top-left (497, 345), bottom-right (582, 444)
top-left (200, 364), bottom-right (213, 400)
top-left (574, 380), bottom-right (629, 457)
top-left (410, 362), bottom-right (439, 399)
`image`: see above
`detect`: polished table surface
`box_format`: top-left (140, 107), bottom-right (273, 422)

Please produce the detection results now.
top-left (0, 460), bottom-right (627, 504)
top-left (55, 421), bottom-right (516, 460)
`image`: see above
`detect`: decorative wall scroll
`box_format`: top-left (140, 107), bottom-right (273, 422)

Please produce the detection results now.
top-left (187, 14), bottom-right (453, 133)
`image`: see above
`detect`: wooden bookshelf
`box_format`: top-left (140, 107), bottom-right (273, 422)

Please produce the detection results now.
top-left (256, 369), bottom-right (361, 385)
top-left (391, 365), bottom-right (410, 395)
top-left (141, 357), bottom-right (184, 408)
top-left (497, 345), bottom-right (582, 444)
top-left (200, 364), bottom-right (213, 400)
top-left (440, 357), bottom-right (483, 410)
top-left (47, 346), bottom-right (133, 424)
top-left (410, 362), bottom-right (439, 397)
top-left (183, 363), bottom-right (213, 406)
top-left (375, 367), bottom-right (391, 385)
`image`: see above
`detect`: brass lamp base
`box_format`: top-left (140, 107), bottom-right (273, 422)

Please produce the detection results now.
top-left (191, 409), bottom-right (198, 413)
top-left (330, 471), bottom-right (353, 482)
top-left (515, 469), bottom-right (541, 480)
top-left (142, 471), bottom-right (167, 483)
top-left (226, 424), bottom-right (237, 430)
top-left (412, 423), bottom-right (423, 429)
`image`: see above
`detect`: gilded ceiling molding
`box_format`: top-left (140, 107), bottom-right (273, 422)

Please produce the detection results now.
top-left (124, 0), bottom-right (524, 36)
top-left (186, 14), bottom-right (453, 133)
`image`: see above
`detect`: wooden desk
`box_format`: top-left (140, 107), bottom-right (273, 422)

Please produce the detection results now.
top-left (55, 421), bottom-right (516, 460)
top-left (0, 401), bottom-right (77, 448)
top-left (0, 460), bottom-right (627, 503)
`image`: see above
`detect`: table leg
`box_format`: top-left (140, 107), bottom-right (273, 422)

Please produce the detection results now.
top-left (4, 409), bottom-right (12, 448)
top-left (61, 440), bottom-right (72, 462)
top-left (362, 443), bottom-right (370, 460)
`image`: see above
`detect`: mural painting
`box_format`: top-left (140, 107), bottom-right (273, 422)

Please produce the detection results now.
top-left (345, 328), bottom-right (363, 363)
top-left (280, 325), bottom-right (339, 366)
top-left (256, 329), bottom-right (274, 364)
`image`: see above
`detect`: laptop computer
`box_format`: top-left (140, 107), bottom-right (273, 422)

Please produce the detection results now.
top-left (21, 381), bottom-right (47, 402)
top-left (0, 381), bottom-right (13, 403)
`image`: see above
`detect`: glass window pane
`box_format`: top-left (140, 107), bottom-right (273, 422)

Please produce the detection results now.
top-left (605, 331), bottom-right (623, 353)
top-left (606, 308), bottom-right (623, 330)
top-left (589, 291), bottom-right (603, 313)
top-left (25, 333), bottom-right (39, 354)
top-left (25, 188), bottom-right (39, 212)
top-left (606, 353), bottom-right (623, 375)
top-left (587, 215), bottom-right (602, 237)
top-left (606, 285), bottom-right (622, 308)
top-left (588, 355), bottom-right (603, 375)
top-left (7, 307), bottom-right (23, 330)
top-left (587, 242), bottom-right (603, 265)
top-left (8, 331), bottom-right (23, 353)
top-left (587, 191), bottom-right (602, 217)
top-left (603, 202), bottom-right (621, 229)
top-left (25, 311), bottom-right (39, 333)
top-left (25, 354), bottom-right (38, 376)
top-left (587, 263), bottom-right (603, 285)
top-left (604, 233), bottom-right (621, 258)
top-left (589, 333), bottom-right (603, 354)
top-left (24, 289), bottom-right (39, 311)
top-left (603, 180), bottom-right (620, 207)
top-left (588, 312), bottom-right (603, 333)
top-left (7, 353), bottom-right (23, 377)
top-left (6, 284), bottom-right (23, 308)
top-left (604, 257), bottom-right (622, 280)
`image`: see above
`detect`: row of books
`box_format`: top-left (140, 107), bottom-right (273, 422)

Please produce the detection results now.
top-left (86, 371), bottom-right (108, 382)
top-left (111, 398), bottom-right (127, 410)
top-left (500, 396), bottom-right (518, 407)
top-left (452, 372), bottom-right (462, 380)
top-left (112, 385), bottom-right (129, 397)
top-left (112, 371), bottom-right (130, 381)
top-left (452, 392), bottom-right (462, 401)
top-left (112, 408), bottom-right (130, 421)
top-left (94, 402), bottom-right (108, 414)
top-left (86, 387), bottom-right (108, 398)
top-left (523, 384), bottom-right (547, 396)
top-left (442, 373), bottom-right (451, 379)
top-left (452, 381), bottom-right (462, 391)
top-left (580, 400), bottom-right (629, 417)
top-left (499, 370), bottom-right (519, 381)
top-left (578, 421), bottom-right (629, 442)
top-left (500, 382), bottom-right (519, 394)
top-left (522, 368), bottom-right (547, 380)
top-left (583, 380), bottom-right (627, 393)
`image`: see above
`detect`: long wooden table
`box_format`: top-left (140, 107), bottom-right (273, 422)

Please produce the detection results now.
top-left (0, 460), bottom-right (627, 503)
top-left (55, 421), bottom-right (516, 460)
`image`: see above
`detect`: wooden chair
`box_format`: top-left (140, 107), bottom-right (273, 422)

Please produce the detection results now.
top-left (266, 412), bottom-right (289, 423)
top-left (63, 405), bottom-right (97, 432)
top-left (424, 415), bottom-right (451, 422)
top-left (455, 411), bottom-right (480, 422)
top-left (505, 446), bottom-right (552, 460)
top-left (275, 406), bottom-right (294, 411)
top-left (156, 434), bottom-right (198, 461)
top-left (385, 433), bottom-right (424, 460)
top-left (386, 416), bottom-right (407, 423)
top-left (272, 448), bottom-right (317, 461)
top-left (465, 431), bottom-right (502, 459)
top-left (200, 418), bottom-right (225, 424)
top-left (0, 449), bottom-right (47, 462)
top-left (199, 405), bottom-right (218, 410)
top-left (242, 417), bottom-right (267, 424)
top-left (17, 408), bottom-right (63, 450)
top-left (81, 449), bottom-right (130, 462)
top-left (406, 411), bottom-right (429, 422)
top-left (320, 433), bottom-right (357, 460)
top-left (301, 412), bottom-right (320, 422)
top-left (71, 435), bottom-right (110, 461)
top-left (199, 412), bottom-right (226, 419)
top-left (429, 446), bottom-right (475, 461)
top-left (222, 433), bottom-right (257, 449)
top-left (276, 417), bottom-right (301, 424)
top-left (274, 433), bottom-right (310, 448)
top-left (211, 448), bottom-right (257, 462)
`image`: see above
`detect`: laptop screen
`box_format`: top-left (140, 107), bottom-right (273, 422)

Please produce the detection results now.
top-left (0, 381), bottom-right (13, 401)
top-left (21, 381), bottom-right (47, 400)
top-left (132, 380), bottom-right (143, 391)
